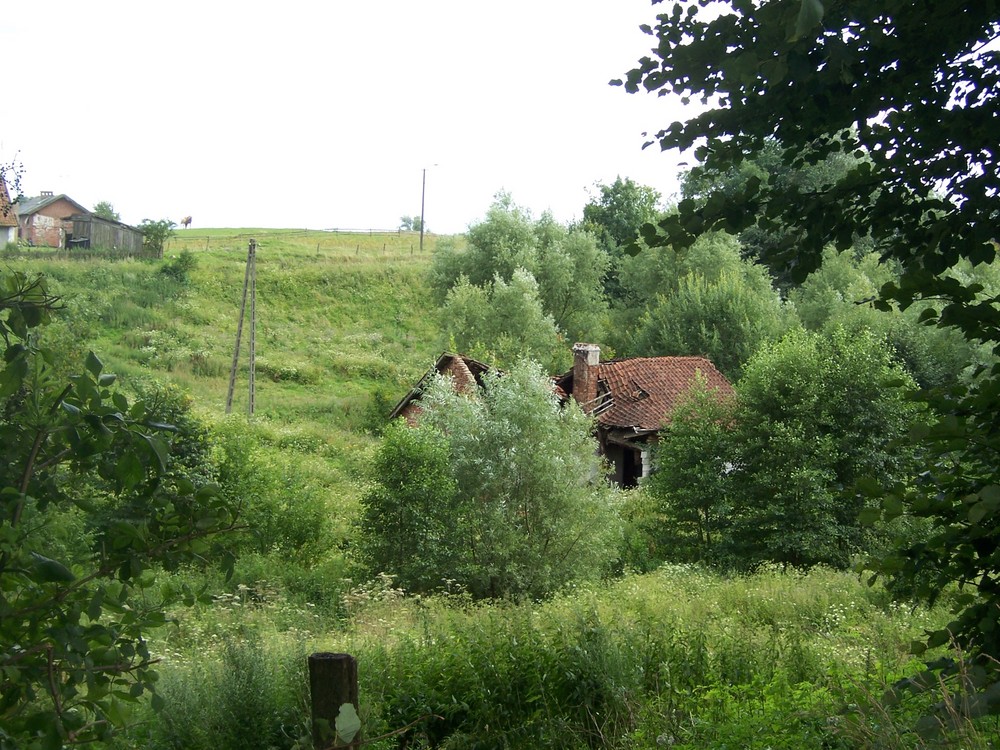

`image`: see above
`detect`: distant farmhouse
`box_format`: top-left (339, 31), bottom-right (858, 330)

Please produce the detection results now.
top-left (391, 344), bottom-right (735, 488)
top-left (16, 191), bottom-right (143, 253)
top-left (0, 179), bottom-right (17, 245)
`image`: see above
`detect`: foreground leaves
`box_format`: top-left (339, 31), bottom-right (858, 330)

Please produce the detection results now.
top-left (619, 0), bottom-right (1000, 724)
top-left (0, 271), bottom-right (237, 748)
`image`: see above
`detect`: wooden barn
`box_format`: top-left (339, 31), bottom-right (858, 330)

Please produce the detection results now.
top-left (66, 213), bottom-right (144, 254)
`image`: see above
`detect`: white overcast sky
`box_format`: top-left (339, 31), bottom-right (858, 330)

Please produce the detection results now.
top-left (1, 1), bottom-right (691, 234)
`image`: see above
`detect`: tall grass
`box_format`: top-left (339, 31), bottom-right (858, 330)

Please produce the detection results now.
top-left (117, 565), bottom-right (997, 750)
top-left (124, 635), bottom-right (310, 750)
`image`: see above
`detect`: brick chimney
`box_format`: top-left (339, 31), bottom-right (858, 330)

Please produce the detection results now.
top-left (572, 343), bottom-right (601, 411)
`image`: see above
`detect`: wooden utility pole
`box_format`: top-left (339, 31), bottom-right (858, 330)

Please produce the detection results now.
top-left (419, 167), bottom-right (427, 253)
top-left (248, 238), bottom-right (256, 416)
top-left (226, 239), bottom-right (257, 415)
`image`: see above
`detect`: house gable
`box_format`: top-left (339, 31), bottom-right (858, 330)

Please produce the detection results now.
top-left (0, 179), bottom-right (17, 229)
top-left (0, 179), bottom-right (17, 245)
top-left (389, 352), bottom-right (493, 424)
top-left (16, 193), bottom-right (91, 248)
top-left (16, 193), bottom-right (89, 219)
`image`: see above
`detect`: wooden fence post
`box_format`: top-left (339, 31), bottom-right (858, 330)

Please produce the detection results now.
top-left (309, 652), bottom-right (359, 749)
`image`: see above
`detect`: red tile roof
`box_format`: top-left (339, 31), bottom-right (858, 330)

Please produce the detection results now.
top-left (595, 356), bottom-right (733, 431)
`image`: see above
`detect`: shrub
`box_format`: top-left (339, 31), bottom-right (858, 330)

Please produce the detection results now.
top-left (213, 419), bottom-right (334, 562)
top-left (160, 249), bottom-right (198, 283)
top-left (357, 360), bottom-right (622, 599)
top-left (0, 271), bottom-right (237, 746)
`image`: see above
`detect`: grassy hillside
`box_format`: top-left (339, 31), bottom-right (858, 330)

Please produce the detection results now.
top-left (7, 229), bottom-right (449, 406)
top-left (2, 228), bottom-right (455, 530)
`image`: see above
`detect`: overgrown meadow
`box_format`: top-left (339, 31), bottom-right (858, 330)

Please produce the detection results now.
top-left (2, 232), bottom-right (994, 748)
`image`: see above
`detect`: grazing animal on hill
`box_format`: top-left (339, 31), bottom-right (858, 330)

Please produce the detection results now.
top-left (181, 216), bottom-right (192, 229)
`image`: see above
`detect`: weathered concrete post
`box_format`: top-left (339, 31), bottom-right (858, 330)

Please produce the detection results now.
top-left (309, 652), bottom-right (359, 749)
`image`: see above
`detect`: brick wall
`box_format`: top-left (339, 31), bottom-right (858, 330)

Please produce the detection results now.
top-left (24, 214), bottom-right (65, 247)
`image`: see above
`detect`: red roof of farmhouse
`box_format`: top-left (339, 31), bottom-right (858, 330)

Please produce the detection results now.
top-left (589, 355), bottom-right (734, 432)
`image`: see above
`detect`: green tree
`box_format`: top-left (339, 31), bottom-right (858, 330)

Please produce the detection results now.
top-left (612, 231), bottom-right (789, 372)
top-left (139, 218), bottom-right (176, 258)
top-left (617, 231), bottom-right (748, 313)
top-left (355, 420), bottom-right (463, 594)
top-left (581, 177), bottom-right (662, 299)
top-left (680, 139), bottom-right (861, 289)
top-left (430, 193), bottom-right (609, 344)
top-left (92, 201), bottom-right (120, 222)
top-left (724, 328), bottom-right (920, 571)
top-left (643, 375), bottom-right (737, 565)
top-left (399, 215), bottom-right (423, 232)
top-left (619, 0), bottom-right (1000, 664)
top-left (440, 269), bottom-right (567, 372)
top-left (358, 360), bottom-right (621, 599)
top-left (790, 246), bottom-right (980, 389)
top-left (531, 213), bottom-right (609, 342)
top-left (430, 193), bottom-right (536, 297)
top-left (0, 271), bottom-right (236, 747)
top-left (632, 265), bottom-right (788, 380)
top-left (583, 176), bottom-right (662, 251)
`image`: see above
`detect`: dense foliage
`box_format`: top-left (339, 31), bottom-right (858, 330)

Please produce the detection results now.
top-left (581, 176), bottom-right (663, 299)
top-left (638, 377), bottom-right (736, 565)
top-left (430, 193), bottom-right (608, 361)
top-left (726, 327), bottom-right (920, 570)
top-left (620, 0), bottom-right (1000, 693)
top-left (139, 219), bottom-right (177, 259)
top-left (679, 138), bottom-right (862, 289)
top-left (0, 271), bottom-right (237, 748)
top-left (440, 268), bottom-right (565, 373)
top-left (0, 213), bottom-right (990, 746)
top-left (582, 176), bottom-right (662, 254)
top-left (123, 566), bottom-right (987, 750)
top-left (631, 264), bottom-right (787, 380)
top-left (643, 327), bottom-right (920, 572)
top-left (611, 231), bottom-right (790, 377)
